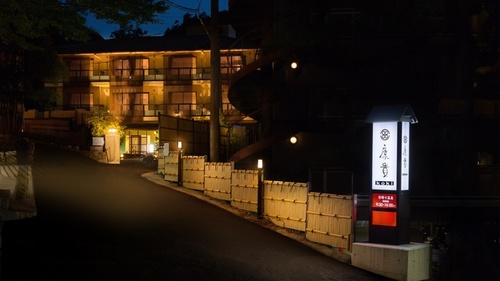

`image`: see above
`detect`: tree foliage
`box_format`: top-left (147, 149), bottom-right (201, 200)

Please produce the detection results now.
top-left (0, 0), bottom-right (169, 136)
top-left (24, 88), bottom-right (58, 112)
top-left (87, 107), bottom-right (125, 138)
top-left (80, 0), bottom-right (168, 28)
top-left (164, 12), bottom-right (209, 36)
top-left (163, 11), bottom-right (231, 37)
top-left (110, 24), bottom-right (148, 39)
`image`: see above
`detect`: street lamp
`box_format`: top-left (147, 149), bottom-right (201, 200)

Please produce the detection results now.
top-left (257, 159), bottom-right (264, 219)
top-left (290, 136), bottom-right (298, 144)
top-left (178, 141), bottom-right (183, 186)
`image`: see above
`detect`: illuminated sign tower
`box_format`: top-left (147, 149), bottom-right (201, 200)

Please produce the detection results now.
top-left (365, 105), bottom-right (417, 245)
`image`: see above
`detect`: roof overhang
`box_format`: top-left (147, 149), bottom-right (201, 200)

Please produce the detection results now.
top-left (364, 104), bottom-right (418, 124)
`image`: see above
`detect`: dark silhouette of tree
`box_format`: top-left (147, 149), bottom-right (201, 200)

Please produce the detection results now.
top-left (110, 24), bottom-right (148, 39)
top-left (163, 11), bottom-right (229, 37)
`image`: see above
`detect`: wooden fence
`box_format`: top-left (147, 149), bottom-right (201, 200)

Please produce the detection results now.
top-left (156, 151), bottom-right (354, 251)
top-left (204, 162), bottom-right (233, 201)
top-left (161, 149), bottom-right (180, 183)
top-left (158, 114), bottom-right (210, 156)
top-left (231, 170), bottom-right (259, 213)
top-left (157, 148), bottom-right (165, 175)
top-left (182, 156), bottom-right (206, 191)
top-left (264, 181), bottom-right (308, 232)
top-left (0, 150), bottom-right (36, 220)
top-left (306, 193), bottom-right (353, 250)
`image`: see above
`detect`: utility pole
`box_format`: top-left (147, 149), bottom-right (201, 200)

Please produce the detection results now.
top-left (210, 0), bottom-right (221, 162)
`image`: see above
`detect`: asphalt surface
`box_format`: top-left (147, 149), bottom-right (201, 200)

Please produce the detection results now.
top-left (1, 144), bottom-right (390, 281)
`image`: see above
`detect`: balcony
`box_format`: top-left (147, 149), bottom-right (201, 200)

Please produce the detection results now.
top-left (112, 103), bottom-right (247, 124)
top-left (67, 70), bottom-right (110, 82)
top-left (67, 67), bottom-right (240, 83)
top-left (90, 70), bottom-right (110, 81)
top-left (165, 68), bottom-right (210, 81)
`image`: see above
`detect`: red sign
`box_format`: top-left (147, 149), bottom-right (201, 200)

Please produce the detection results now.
top-left (372, 193), bottom-right (397, 209)
top-left (372, 210), bottom-right (397, 227)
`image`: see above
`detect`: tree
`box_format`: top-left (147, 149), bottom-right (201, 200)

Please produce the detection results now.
top-left (0, 0), bottom-right (169, 137)
top-left (87, 107), bottom-right (125, 138)
top-left (163, 12), bottom-right (211, 36)
top-left (163, 11), bottom-right (231, 37)
top-left (24, 88), bottom-right (57, 112)
top-left (110, 24), bottom-right (148, 39)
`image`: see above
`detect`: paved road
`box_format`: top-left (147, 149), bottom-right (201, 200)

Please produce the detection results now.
top-left (2, 144), bottom-right (389, 281)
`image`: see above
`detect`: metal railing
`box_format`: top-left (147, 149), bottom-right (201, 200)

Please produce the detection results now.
top-left (107, 103), bottom-right (244, 119)
top-left (41, 103), bottom-right (244, 122)
top-left (67, 67), bottom-right (240, 82)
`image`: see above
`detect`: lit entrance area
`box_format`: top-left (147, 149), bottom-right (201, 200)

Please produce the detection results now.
top-left (122, 129), bottom-right (158, 159)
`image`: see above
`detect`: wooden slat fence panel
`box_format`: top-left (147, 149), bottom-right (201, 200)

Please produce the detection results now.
top-left (157, 148), bottom-right (165, 175)
top-left (154, 148), bottom-right (360, 250)
top-left (306, 192), bottom-right (353, 250)
top-left (231, 170), bottom-right (258, 212)
top-left (158, 114), bottom-right (210, 156)
top-left (163, 151), bottom-right (179, 182)
top-left (204, 162), bottom-right (233, 201)
top-left (0, 150), bottom-right (36, 219)
top-left (264, 181), bottom-right (308, 232)
top-left (182, 156), bottom-right (206, 191)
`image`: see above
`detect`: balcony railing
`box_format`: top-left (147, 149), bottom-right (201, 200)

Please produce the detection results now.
top-left (165, 68), bottom-right (211, 81)
top-left (67, 67), bottom-right (240, 82)
top-left (110, 103), bottom-right (244, 120)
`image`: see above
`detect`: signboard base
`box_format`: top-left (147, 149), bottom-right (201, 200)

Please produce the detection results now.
top-left (352, 242), bottom-right (430, 281)
top-left (369, 191), bottom-right (410, 245)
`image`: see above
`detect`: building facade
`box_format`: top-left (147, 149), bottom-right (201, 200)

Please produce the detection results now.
top-left (33, 27), bottom-right (258, 157)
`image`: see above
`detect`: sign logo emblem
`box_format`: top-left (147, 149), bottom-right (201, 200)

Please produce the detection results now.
top-left (380, 129), bottom-right (390, 141)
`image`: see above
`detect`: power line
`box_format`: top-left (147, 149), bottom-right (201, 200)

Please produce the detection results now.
top-left (165, 0), bottom-right (200, 13)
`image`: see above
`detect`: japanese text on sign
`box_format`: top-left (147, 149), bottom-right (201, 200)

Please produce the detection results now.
top-left (372, 193), bottom-right (398, 209)
top-left (372, 122), bottom-right (398, 190)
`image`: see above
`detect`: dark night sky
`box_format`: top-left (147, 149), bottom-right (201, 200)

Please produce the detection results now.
top-left (86, 0), bottom-right (228, 38)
